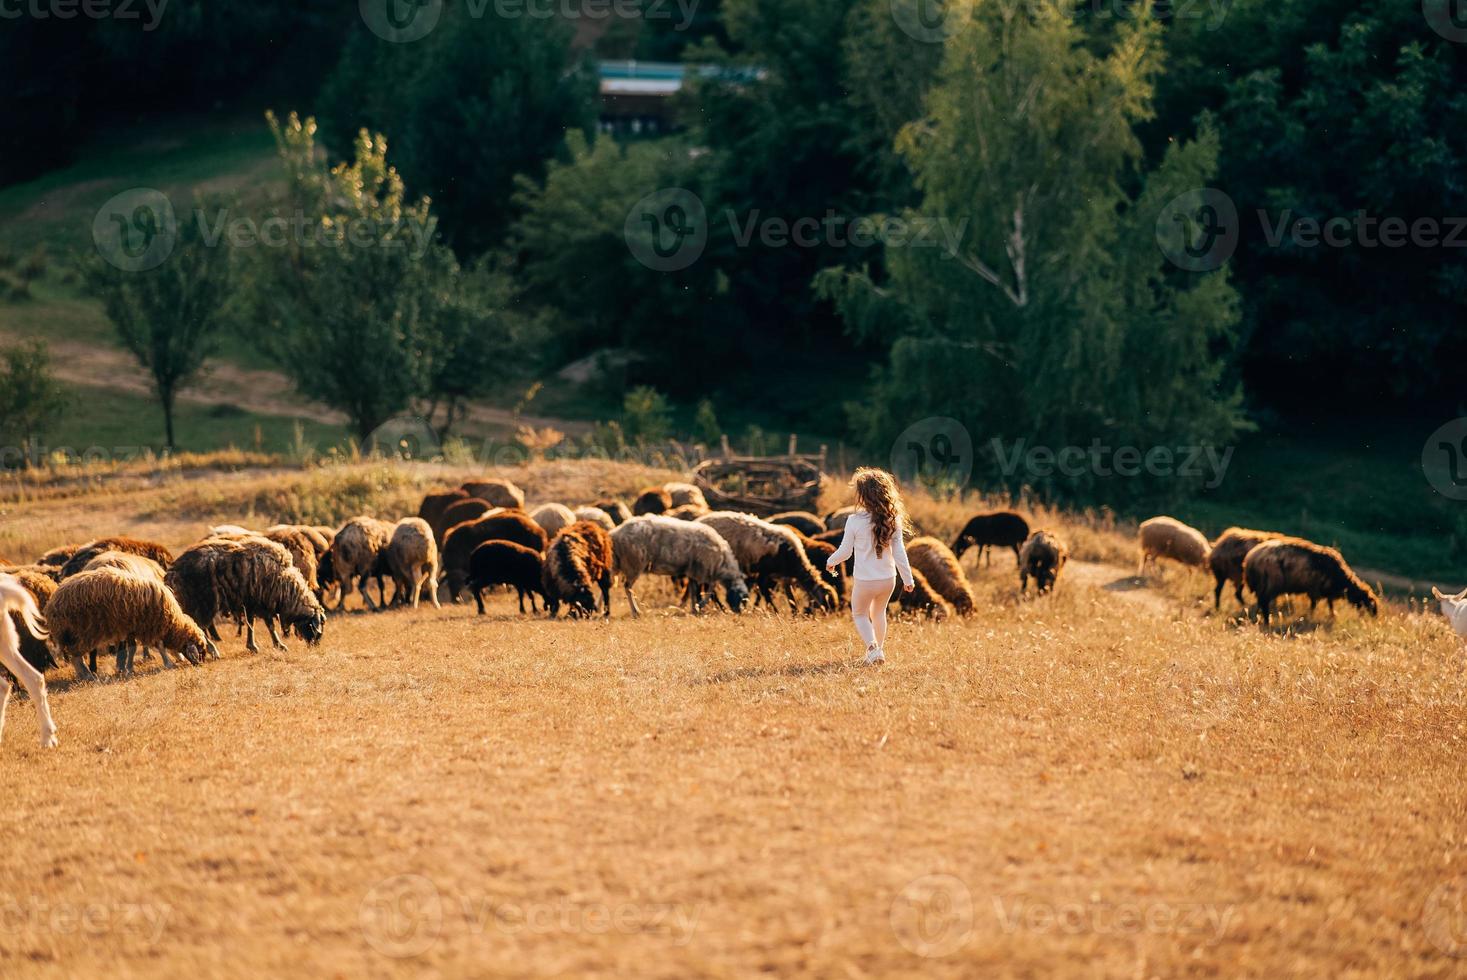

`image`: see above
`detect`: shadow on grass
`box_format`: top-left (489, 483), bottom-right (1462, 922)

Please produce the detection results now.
top-left (699, 658), bottom-right (856, 686)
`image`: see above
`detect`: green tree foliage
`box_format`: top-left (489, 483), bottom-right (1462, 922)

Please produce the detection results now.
top-left (817, 4), bottom-right (1245, 501)
top-left (317, 7), bottom-right (595, 255)
top-left (248, 113), bottom-right (529, 441)
top-left (0, 341), bottom-right (68, 467)
top-left (621, 386), bottom-right (674, 443)
top-left (693, 398), bottom-right (722, 445)
top-left (83, 200), bottom-right (233, 451)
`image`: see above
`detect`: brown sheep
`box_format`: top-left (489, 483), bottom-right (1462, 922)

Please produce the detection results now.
top-left (1208, 527), bottom-right (1283, 609)
top-left (442, 511), bottom-right (549, 601)
top-left (906, 537), bottom-right (976, 615)
top-left (167, 537), bottom-right (326, 653)
top-left (1242, 537), bottom-right (1378, 624)
top-left (632, 486), bottom-right (673, 515)
top-left (662, 482), bottom-right (709, 510)
top-left (329, 517), bottom-right (396, 610)
top-left (47, 568), bottom-right (211, 670)
top-left (769, 511), bottom-right (826, 538)
top-left (262, 526), bottom-right (320, 592)
top-left (697, 512), bottom-right (837, 614)
top-left (543, 521), bottom-right (614, 618)
top-left (466, 541), bottom-right (545, 615)
top-left (386, 518), bottom-right (441, 610)
top-left (951, 511), bottom-right (1029, 566)
top-left (824, 506), bottom-right (857, 532)
top-left (460, 478), bottom-right (525, 511)
top-left (1019, 531), bottom-right (1068, 595)
top-left (592, 499), bottom-right (633, 525)
top-left (417, 488), bottom-right (470, 534)
top-left (892, 568), bottom-right (953, 620)
top-left (1137, 516), bottom-right (1211, 576)
top-left (665, 502), bottom-right (709, 521)
top-left (60, 537), bottom-right (173, 579)
top-left (36, 544), bottom-right (79, 568)
top-left (435, 498), bottom-right (496, 543)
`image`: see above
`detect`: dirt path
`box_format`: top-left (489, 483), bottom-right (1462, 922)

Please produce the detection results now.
top-left (1064, 559), bottom-right (1175, 617)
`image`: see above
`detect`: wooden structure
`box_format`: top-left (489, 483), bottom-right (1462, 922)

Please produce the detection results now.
top-left (692, 436), bottom-right (828, 516)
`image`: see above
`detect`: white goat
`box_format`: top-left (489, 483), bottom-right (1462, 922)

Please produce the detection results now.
top-left (1431, 585), bottom-right (1467, 640)
top-left (0, 574), bottom-right (58, 748)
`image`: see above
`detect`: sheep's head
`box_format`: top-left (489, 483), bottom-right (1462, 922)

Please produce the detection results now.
top-left (725, 579), bottom-right (750, 614)
top-left (1348, 582), bottom-right (1379, 618)
top-left (951, 535), bottom-right (972, 558)
top-left (566, 583), bottom-right (597, 617)
top-left (812, 581), bottom-right (838, 612)
top-left (293, 609), bottom-right (327, 645)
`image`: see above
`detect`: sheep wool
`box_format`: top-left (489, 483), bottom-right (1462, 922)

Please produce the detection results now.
top-left (1208, 527), bottom-right (1282, 609)
top-left (1242, 537), bottom-right (1378, 624)
top-left (530, 503), bottom-right (578, 540)
top-left (47, 567), bottom-right (210, 665)
top-left (906, 537), bottom-right (976, 614)
top-left (1137, 516), bottom-right (1211, 575)
top-left (610, 515), bottom-right (749, 617)
top-left (386, 518), bottom-right (441, 610)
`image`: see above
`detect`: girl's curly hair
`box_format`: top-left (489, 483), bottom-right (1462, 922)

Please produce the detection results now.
top-left (851, 467), bottom-right (910, 559)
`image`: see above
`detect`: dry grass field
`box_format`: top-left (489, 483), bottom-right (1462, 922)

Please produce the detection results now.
top-left (2, 458), bottom-right (1465, 978)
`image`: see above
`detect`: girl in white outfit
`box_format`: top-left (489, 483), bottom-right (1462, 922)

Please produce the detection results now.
top-left (826, 467), bottom-right (914, 665)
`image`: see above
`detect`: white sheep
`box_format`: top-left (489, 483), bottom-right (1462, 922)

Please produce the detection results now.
top-left (1431, 585), bottom-right (1467, 640)
top-left (0, 574), bottom-right (58, 749)
top-left (329, 516), bottom-right (396, 610)
top-left (530, 503), bottom-right (577, 539)
top-left (695, 511), bottom-right (836, 612)
top-left (386, 518), bottom-right (441, 610)
top-left (573, 506), bottom-right (616, 532)
top-left (1137, 516), bottom-right (1211, 576)
top-left (609, 515), bottom-right (749, 618)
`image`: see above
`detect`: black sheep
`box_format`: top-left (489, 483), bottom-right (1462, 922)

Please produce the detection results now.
top-left (467, 541), bottom-right (545, 615)
top-left (952, 511), bottom-right (1030, 566)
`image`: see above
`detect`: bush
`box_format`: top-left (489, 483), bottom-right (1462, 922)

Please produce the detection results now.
top-left (16, 244), bottom-right (47, 282)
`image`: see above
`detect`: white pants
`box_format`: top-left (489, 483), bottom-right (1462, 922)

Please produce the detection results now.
top-left (849, 577), bottom-right (896, 649)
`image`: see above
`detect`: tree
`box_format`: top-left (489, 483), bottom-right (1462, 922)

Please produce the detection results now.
top-left (693, 399), bottom-right (722, 446)
top-left (84, 197), bottom-right (232, 451)
top-left (621, 387), bottom-right (673, 443)
top-left (0, 341), bottom-right (68, 468)
top-left (316, 8), bottom-right (595, 255)
top-left (817, 4), bottom-right (1245, 502)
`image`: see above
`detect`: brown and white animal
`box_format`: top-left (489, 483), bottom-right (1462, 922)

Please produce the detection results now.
top-left (0, 574), bottom-right (58, 748)
top-left (441, 511), bottom-right (549, 601)
top-left (530, 503), bottom-right (577, 540)
top-left (1242, 537), bottom-right (1378, 624)
top-left (47, 568), bottom-right (211, 675)
top-left (5, 568), bottom-right (57, 674)
top-left (592, 499), bottom-right (633, 525)
top-left (906, 537), bottom-right (976, 615)
top-left (1208, 527), bottom-right (1283, 609)
top-left (663, 482), bottom-right (709, 510)
top-left (166, 537), bottom-right (326, 653)
top-left (951, 510), bottom-right (1029, 566)
top-left (460, 478), bottom-right (524, 511)
top-left (1019, 531), bottom-right (1068, 594)
top-left (1136, 516), bottom-right (1211, 577)
top-left (696, 512), bottom-right (837, 613)
top-left (542, 521), bottom-right (614, 618)
top-left (466, 541), bottom-right (545, 615)
top-left (386, 518), bottom-right (441, 610)
top-left (610, 515), bottom-right (749, 617)
top-left (60, 537), bottom-right (173, 579)
top-left (329, 517), bottom-right (396, 610)
top-left (633, 486), bottom-right (673, 516)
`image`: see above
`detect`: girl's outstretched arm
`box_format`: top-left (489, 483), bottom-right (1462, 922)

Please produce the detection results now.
top-left (893, 529), bottom-right (915, 590)
top-left (827, 519), bottom-right (856, 568)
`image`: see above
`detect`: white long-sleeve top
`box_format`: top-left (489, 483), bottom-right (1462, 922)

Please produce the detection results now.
top-left (827, 511), bottom-right (914, 586)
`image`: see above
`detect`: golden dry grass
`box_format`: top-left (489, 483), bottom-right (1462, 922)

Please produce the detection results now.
top-left (2, 459), bottom-right (1465, 978)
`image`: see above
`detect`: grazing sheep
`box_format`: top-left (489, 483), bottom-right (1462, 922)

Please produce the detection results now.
top-left (418, 489), bottom-right (470, 535)
top-left (1242, 537), bottom-right (1378, 624)
top-left (268, 524), bottom-right (333, 560)
top-left (168, 538), bottom-right (326, 653)
top-left (951, 511), bottom-right (1030, 566)
top-left (824, 506), bottom-right (856, 532)
top-left (543, 521), bottom-right (615, 618)
top-left (466, 541), bottom-right (545, 615)
top-left (610, 515), bottom-right (749, 617)
top-left (632, 487), bottom-right (673, 516)
top-left (36, 545), bottom-right (79, 568)
top-left (7, 563), bottom-right (60, 583)
top-left (906, 537), bottom-right (976, 614)
top-left (1431, 585), bottom-right (1467, 641)
top-left (663, 482), bottom-right (709, 510)
top-left (1137, 516), bottom-right (1211, 577)
top-left (460, 478), bottom-right (525, 511)
top-left (696, 512), bottom-right (837, 613)
top-left (442, 512), bottom-right (549, 601)
top-left (592, 499), bottom-right (633, 525)
top-left (81, 551), bottom-right (170, 673)
top-left (262, 527), bottom-right (320, 592)
top-left (795, 533), bottom-right (844, 599)
top-left (330, 517), bottom-right (396, 610)
top-left (436, 498), bottom-right (495, 543)
top-left (47, 568), bottom-right (210, 674)
top-left (60, 537), bottom-right (173, 579)
top-left (1208, 527), bottom-right (1283, 609)
top-left (385, 518), bottom-right (441, 610)
top-left (1019, 531), bottom-right (1068, 595)
top-left (573, 506), bottom-right (616, 532)
top-left (7, 568), bottom-right (58, 674)
top-left (530, 503), bottom-right (577, 539)
top-left (769, 511), bottom-right (826, 538)
top-left (0, 574), bottom-right (58, 748)
top-left (891, 568), bottom-right (953, 620)
top-left (665, 503), bottom-right (709, 521)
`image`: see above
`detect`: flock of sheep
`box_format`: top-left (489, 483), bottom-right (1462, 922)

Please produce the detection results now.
top-left (0, 474), bottom-right (1430, 752)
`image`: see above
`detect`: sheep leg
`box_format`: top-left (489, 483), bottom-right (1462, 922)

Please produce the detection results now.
top-left (1213, 575), bottom-right (1225, 609)
top-left (1011, 544), bottom-right (1021, 565)
top-left (623, 578), bottom-right (643, 619)
top-left (70, 654), bottom-right (96, 682)
top-left (0, 643), bottom-right (56, 748)
top-left (1137, 551), bottom-right (1148, 577)
top-left (1019, 571), bottom-right (1028, 594)
top-left (244, 618), bottom-right (260, 654)
top-left (267, 619), bottom-right (288, 652)
top-left (600, 577), bottom-right (611, 618)
top-left (473, 585), bottom-right (487, 616)
top-left (376, 574), bottom-right (390, 609)
top-left (114, 643), bottom-right (130, 676)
